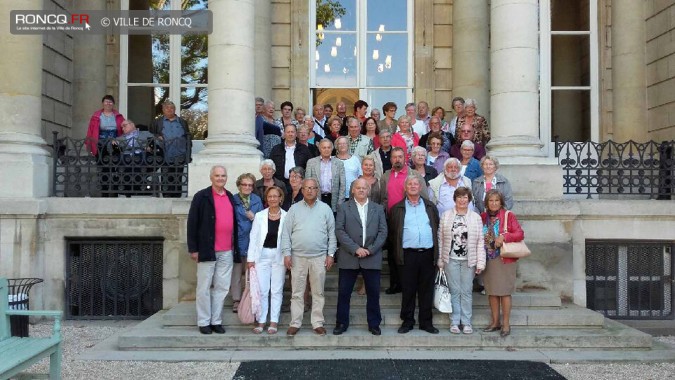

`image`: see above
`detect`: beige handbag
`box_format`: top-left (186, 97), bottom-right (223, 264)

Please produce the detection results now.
top-left (500, 211), bottom-right (531, 259)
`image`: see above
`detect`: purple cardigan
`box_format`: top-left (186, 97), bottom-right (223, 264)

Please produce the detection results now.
top-left (430, 151), bottom-right (450, 174)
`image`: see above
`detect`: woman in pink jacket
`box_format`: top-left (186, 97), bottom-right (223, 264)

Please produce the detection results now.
top-left (437, 187), bottom-right (485, 334)
top-left (390, 115), bottom-right (419, 162)
top-left (480, 189), bottom-right (525, 337)
top-left (85, 95), bottom-right (125, 197)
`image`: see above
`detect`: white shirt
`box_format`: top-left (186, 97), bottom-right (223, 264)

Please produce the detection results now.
top-left (355, 199), bottom-right (369, 246)
top-left (412, 119), bottom-right (427, 137)
top-left (284, 143), bottom-right (296, 179)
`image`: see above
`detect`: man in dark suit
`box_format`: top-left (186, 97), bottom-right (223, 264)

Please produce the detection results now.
top-left (269, 124), bottom-right (312, 191)
top-left (334, 178), bottom-right (388, 336)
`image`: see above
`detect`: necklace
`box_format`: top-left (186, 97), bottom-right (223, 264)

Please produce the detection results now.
top-left (269, 209), bottom-right (281, 217)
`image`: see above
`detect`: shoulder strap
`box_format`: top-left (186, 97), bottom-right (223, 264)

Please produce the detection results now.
top-left (503, 210), bottom-right (510, 234)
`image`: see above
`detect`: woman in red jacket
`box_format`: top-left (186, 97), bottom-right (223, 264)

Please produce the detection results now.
top-left (481, 189), bottom-right (524, 338)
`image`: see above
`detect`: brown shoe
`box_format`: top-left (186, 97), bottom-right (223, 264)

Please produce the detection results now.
top-left (286, 327), bottom-right (300, 336)
top-left (313, 326), bottom-right (327, 336)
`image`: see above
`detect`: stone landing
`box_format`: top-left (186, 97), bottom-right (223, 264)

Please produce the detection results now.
top-left (117, 290), bottom-right (655, 352)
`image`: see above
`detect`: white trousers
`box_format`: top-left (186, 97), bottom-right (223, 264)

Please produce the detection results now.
top-left (196, 250), bottom-right (233, 327)
top-left (256, 248), bottom-right (287, 324)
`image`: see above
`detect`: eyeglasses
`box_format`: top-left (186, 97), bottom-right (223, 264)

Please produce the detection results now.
top-left (302, 186), bottom-right (318, 190)
top-left (240, 183), bottom-right (254, 187)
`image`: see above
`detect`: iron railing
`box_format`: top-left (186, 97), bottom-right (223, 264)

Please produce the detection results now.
top-left (555, 139), bottom-right (674, 199)
top-left (52, 132), bottom-right (190, 198)
top-left (65, 239), bottom-right (164, 319)
top-left (586, 240), bottom-right (673, 320)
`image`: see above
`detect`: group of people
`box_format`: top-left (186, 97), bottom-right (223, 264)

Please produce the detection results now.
top-left (85, 95), bottom-right (191, 197)
top-left (187, 95), bottom-right (525, 339)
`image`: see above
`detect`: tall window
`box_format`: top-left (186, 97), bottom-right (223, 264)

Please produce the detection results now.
top-left (540, 0), bottom-right (599, 149)
top-left (120, 0), bottom-right (208, 139)
top-left (310, 0), bottom-right (412, 116)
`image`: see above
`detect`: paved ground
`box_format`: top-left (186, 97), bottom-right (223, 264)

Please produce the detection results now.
top-left (21, 321), bottom-right (675, 379)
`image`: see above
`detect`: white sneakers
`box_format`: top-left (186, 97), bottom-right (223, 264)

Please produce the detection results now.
top-left (450, 324), bottom-right (473, 334)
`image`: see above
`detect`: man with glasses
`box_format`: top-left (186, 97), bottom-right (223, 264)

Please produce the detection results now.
top-left (150, 99), bottom-right (191, 197)
top-left (282, 178), bottom-right (337, 336)
top-left (450, 125), bottom-right (486, 160)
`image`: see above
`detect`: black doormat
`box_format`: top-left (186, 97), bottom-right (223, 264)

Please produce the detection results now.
top-left (233, 359), bottom-right (565, 380)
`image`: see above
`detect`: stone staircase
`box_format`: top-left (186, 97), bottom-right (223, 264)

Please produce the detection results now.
top-left (116, 262), bottom-right (656, 352)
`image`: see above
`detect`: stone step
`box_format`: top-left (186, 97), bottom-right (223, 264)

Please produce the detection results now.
top-left (162, 302), bottom-right (597, 328)
top-left (118, 314), bottom-right (651, 351)
top-left (181, 290), bottom-right (561, 310)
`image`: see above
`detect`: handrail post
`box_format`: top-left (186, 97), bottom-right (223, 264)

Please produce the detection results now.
top-left (52, 131), bottom-right (59, 197)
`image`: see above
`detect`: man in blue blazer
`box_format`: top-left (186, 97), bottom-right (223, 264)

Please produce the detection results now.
top-left (334, 178), bottom-right (388, 335)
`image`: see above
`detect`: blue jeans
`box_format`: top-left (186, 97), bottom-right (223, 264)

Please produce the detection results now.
top-left (444, 259), bottom-right (475, 326)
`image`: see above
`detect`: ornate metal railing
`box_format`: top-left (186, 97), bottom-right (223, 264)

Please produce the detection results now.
top-left (555, 139), bottom-right (674, 199)
top-left (52, 132), bottom-right (191, 198)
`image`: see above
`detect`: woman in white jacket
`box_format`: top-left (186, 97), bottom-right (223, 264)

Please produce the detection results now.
top-left (247, 186), bottom-right (287, 334)
top-left (437, 187), bottom-right (485, 334)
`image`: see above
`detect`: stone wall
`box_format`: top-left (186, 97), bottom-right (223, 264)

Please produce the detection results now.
top-left (2, 198), bottom-right (674, 313)
top-left (646, 0), bottom-right (675, 142)
top-left (42, 0), bottom-right (74, 140)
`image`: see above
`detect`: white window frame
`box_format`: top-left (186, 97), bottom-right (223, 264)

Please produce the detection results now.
top-left (119, 0), bottom-right (207, 117)
top-left (308, 0), bottom-right (414, 108)
top-left (540, 0), bottom-right (599, 156)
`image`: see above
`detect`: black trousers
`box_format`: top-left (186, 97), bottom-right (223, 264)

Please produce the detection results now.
top-left (320, 193), bottom-right (332, 207)
top-left (399, 248), bottom-right (435, 328)
top-left (386, 240), bottom-right (402, 289)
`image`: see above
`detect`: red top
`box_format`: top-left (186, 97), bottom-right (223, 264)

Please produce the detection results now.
top-left (387, 166), bottom-right (409, 212)
top-left (213, 188), bottom-right (234, 252)
top-left (391, 131), bottom-right (420, 162)
top-left (481, 208), bottom-right (524, 264)
top-left (85, 109), bottom-right (125, 156)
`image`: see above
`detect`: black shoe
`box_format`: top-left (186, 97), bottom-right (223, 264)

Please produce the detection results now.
top-left (421, 326), bottom-right (439, 334)
top-left (211, 324), bottom-right (226, 334)
top-left (398, 325), bottom-right (412, 334)
top-left (199, 326), bottom-right (212, 334)
top-left (333, 324), bottom-right (348, 335)
top-left (368, 326), bottom-right (382, 336)
top-left (385, 286), bottom-right (402, 295)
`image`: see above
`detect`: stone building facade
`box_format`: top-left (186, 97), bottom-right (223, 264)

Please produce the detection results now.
top-left (0, 0), bottom-right (673, 316)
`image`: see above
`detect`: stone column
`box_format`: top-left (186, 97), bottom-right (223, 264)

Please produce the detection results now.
top-left (452, 0), bottom-right (489, 119)
top-left (72, 0), bottom-right (107, 139)
top-left (488, 0), bottom-right (562, 200)
top-left (0, 0), bottom-right (51, 198)
top-left (254, 0), bottom-right (272, 101)
top-left (189, 0), bottom-right (262, 194)
top-left (611, 0), bottom-right (646, 142)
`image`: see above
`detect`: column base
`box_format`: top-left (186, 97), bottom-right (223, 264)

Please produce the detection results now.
top-left (486, 135), bottom-right (545, 157)
top-left (0, 152), bottom-right (51, 198)
top-left (188, 137), bottom-right (263, 196)
top-left (498, 157), bottom-right (563, 201)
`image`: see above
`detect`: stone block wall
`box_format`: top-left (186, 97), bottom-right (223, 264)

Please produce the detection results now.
top-left (42, 0), bottom-right (74, 140)
top-left (2, 198), bottom-right (674, 312)
top-left (645, 0), bottom-right (675, 142)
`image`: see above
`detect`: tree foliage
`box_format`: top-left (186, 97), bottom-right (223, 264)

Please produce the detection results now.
top-left (316, 0), bottom-right (347, 46)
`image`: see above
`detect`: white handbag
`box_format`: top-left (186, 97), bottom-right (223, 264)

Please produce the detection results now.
top-left (433, 268), bottom-right (453, 313)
